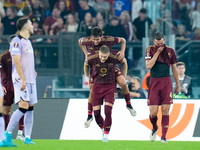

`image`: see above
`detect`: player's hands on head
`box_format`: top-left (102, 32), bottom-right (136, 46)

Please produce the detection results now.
top-left (21, 79), bottom-right (26, 91)
top-left (2, 86), bottom-right (7, 95)
top-left (174, 85), bottom-right (180, 95)
top-left (117, 51), bottom-right (124, 61)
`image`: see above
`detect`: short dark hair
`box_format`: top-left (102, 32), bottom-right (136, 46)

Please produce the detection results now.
top-left (176, 62), bottom-right (185, 67)
top-left (16, 17), bottom-right (30, 31)
top-left (154, 32), bottom-right (165, 40)
top-left (91, 26), bottom-right (102, 37)
top-left (8, 34), bottom-right (17, 43)
top-left (140, 8), bottom-right (147, 14)
top-left (8, 6), bottom-right (17, 14)
top-left (111, 16), bottom-right (118, 21)
top-left (100, 45), bottom-right (110, 54)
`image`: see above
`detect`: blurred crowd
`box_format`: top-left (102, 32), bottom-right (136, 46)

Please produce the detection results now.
top-left (0, 0), bottom-right (200, 41)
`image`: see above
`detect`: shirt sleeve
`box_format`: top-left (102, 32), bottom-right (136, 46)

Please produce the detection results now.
top-left (10, 38), bottom-right (22, 56)
top-left (170, 49), bottom-right (177, 64)
top-left (145, 46), bottom-right (152, 60)
top-left (106, 36), bottom-right (119, 46)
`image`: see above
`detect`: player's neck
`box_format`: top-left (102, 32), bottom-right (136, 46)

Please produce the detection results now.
top-left (19, 31), bottom-right (30, 39)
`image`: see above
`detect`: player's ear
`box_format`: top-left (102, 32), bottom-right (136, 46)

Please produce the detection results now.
top-left (25, 25), bottom-right (29, 31)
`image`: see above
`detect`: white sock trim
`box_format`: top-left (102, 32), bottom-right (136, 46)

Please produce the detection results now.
top-left (103, 133), bottom-right (108, 139)
top-left (25, 136), bottom-right (30, 139)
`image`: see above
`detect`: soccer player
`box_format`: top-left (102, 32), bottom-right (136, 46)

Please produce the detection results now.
top-left (145, 33), bottom-right (180, 143)
top-left (0, 34), bottom-right (25, 141)
top-left (86, 45), bottom-right (126, 142)
top-left (0, 76), bottom-right (16, 147)
top-left (79, 26), bottom-right (136, 128)
top-left (4, 17), bottom-right (37, 145)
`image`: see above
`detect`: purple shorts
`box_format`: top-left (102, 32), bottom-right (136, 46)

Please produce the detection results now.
top-left (92, 82), bottom-right (116, 106)
top-left (148, 76), bottom-right (173, 106)
top-left (3, 91), bottom-right (14, 106)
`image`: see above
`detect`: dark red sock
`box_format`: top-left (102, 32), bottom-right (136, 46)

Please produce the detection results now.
top-left (149, 115), bottom-right (158, 129)
top-left (88, 102), bottom-right (93, 115)
top-left (3, 114), bottom-right (10, 130)
top-left (161, 115), bottom-right (169, 139)
top-left (123, 93), bottom-right (131, 105)
top-left (18, 115), bottom-right (24, 131)
top-left (104, 105), bottom-right (112, 134)
top-left (94, 110), bottom-right (104, 128)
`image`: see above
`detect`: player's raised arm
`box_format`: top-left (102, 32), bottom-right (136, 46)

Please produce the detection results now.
top-left (84, 62), bottom-right (89, 77)
top-left (78, 38), bottom-right (88, 57)
top-left (84, 62), bottom-right (90, 83)
top-left (145, 46), bottom-right (163, 70)
top-left (117, 37), bottom-right (126, 61)
top-left (122, 58), bottom-right (128, 77)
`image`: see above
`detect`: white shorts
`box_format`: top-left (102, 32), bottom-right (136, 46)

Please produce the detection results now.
top-left (13, 81), bottom-right (37, 105)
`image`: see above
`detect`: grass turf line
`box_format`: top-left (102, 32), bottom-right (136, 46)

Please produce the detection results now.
top-left (4, 140), bottom-right (199, 150)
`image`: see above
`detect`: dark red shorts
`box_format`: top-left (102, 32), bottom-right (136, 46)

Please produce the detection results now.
top-left (89, 67), bottom-right (123, 84)
top-left (92, 82), bottom-right (116, 106)
top-left (3, 91), bottom-right (14, 106)
top-left (148, 76), bottom-right (173, 106)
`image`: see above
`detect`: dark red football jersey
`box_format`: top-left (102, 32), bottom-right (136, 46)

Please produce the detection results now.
top-left (0, 50), bottom-right (14, 91)
top-left (145, 45), bottom-right (177, 67)
top-left (81, 36), bottom-right (119, 54)
top-left (87, 53), bottom-right (122, 84)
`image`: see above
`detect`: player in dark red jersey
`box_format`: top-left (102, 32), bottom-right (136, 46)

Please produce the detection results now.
top-left (0, 35), bottom-right (25, 141)
top-left (145, 33), bottom-right (180, 143)
top-left (86, 45), bottom-right (128, 142)
top-left (79, 26), bottom-right (136, 128)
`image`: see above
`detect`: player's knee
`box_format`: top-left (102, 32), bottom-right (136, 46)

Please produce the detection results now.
top-left (120, 81), bottom-right (127, 88)
top-left (161, 109), bottom-right (169, 115)
top-left (4, 107), bottom-right (11, 115)
top-left (150, 112), bottom-right (158, 118)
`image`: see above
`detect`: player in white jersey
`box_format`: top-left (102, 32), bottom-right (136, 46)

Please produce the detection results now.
top-left (4, 17), bottom-right (37, 146)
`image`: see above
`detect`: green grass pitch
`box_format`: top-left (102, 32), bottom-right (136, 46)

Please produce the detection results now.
top-left (4, 140), bottom-right (199, 150)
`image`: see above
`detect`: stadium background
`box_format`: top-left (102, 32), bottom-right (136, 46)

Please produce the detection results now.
top-left (0, 0), bottom-right (200, 146)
